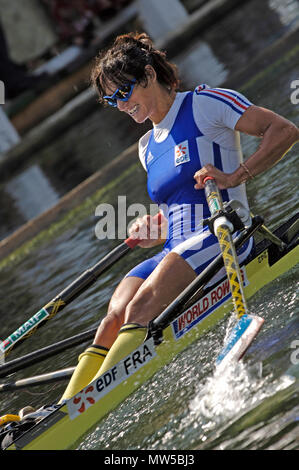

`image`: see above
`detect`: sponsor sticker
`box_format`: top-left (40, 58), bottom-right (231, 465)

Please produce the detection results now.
top-left (172, 267), bottom-right (249, 340)
top-left (67, 337), bottom-right (157, 420)
top-left (1, 308), bottom-right (49, 352)
top-left (174, 140), bottom-right (190, 167)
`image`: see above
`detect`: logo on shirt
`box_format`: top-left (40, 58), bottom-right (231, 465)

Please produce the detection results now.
top-left (195, 83), bottom-right (209, 94)
top-left (174, 140), bottom-right (190, 167)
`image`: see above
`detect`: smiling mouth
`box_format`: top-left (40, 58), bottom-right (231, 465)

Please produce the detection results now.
top-left (128, 105), bottom-right (138, 116)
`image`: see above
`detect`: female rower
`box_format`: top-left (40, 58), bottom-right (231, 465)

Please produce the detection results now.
top-left (59, 32), bottom-right (299, 402)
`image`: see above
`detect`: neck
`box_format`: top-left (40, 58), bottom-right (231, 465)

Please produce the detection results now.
top-left (150, 86), bottom-right (177, 125)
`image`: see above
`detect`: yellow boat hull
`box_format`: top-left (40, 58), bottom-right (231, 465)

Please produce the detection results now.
top-left (6, 238), bottom-right (298, 451)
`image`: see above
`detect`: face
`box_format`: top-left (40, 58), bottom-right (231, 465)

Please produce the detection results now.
top-left (104, 69), bottom-right (160, 124)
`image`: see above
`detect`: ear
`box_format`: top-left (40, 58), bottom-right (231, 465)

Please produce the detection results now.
top-left (144, 65), bottom-right (157, 84)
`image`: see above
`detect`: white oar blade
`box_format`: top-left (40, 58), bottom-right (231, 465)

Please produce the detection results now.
top-left (216, 314), bottom-right (264, 367)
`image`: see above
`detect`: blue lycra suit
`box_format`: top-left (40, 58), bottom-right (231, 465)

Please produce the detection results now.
top-left (126, 85), bottom-right (254, 282)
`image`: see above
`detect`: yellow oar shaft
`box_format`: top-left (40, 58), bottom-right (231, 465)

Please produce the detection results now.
top-left (215, 223), bottom-right (247, 318)
top-left (204, 177), bottom-right (248, 318)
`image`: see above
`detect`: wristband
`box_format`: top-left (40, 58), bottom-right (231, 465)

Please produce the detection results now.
top-left (240, 162), bottom-right (254, 180)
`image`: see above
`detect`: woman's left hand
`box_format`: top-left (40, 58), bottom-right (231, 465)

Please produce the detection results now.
top-left (194, 164), bottom-right (234, 190)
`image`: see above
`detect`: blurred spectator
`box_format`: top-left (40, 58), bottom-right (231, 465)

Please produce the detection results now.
top-left (41, 0), bottom-right (133, 46)
top-left (0, 21), bottom-right (49, 100)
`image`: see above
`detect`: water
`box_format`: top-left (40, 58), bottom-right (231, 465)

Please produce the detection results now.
top-left (0, 45), bottom-right (298, 450)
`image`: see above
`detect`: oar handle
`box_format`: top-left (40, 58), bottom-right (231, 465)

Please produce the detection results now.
top-left (124, 212), bottom-right (163, 248)
top-left (203, 176), bottom-right (224, 215)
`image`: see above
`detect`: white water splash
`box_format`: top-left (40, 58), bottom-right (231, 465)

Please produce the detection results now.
top-left (188, 357), bottom-right (295, 439)
top-left (184, 311), bottom-right (294, 435)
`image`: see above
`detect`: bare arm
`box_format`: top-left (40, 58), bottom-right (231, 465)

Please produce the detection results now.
top-left (194, 105), bottom-right (299, 189)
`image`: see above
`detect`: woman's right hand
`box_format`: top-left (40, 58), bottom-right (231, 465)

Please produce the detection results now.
top-left (128, 213), bottom-right (167, 248)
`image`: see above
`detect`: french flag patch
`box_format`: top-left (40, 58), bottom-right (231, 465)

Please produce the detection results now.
top-left (195, 84), bottom-right (210, 94)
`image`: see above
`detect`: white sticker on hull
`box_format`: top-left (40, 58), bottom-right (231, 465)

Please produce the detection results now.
top-left (67, 338), bottom-right (156, 420)
top-left (171, 267), bottom-right (249, 340)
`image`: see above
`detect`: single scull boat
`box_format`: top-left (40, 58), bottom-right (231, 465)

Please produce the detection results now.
top-left (1, 203), bottom-right (298, 450)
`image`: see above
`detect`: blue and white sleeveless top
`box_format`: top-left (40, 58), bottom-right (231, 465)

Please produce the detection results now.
top-left (139, 84), bottom-right (253, 250)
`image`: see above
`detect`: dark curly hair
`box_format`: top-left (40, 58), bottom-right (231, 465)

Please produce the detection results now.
top-left (91, 32), bottom-right (180, 104)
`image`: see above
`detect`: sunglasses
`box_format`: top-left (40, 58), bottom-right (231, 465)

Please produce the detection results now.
top-left (103, 79), bottom-right (137, 107)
